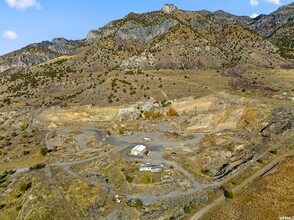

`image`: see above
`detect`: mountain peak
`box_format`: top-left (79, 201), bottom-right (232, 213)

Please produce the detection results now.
top-left (162, 4), bottom-right (178, 13)
top-left (51, 37), bottom-right (68, 44)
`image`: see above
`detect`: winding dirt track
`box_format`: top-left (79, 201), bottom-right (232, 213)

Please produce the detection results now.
top-left (13, 127), bottom-right (293, 209)
top-left (14, 128), bottom-right (211, 203)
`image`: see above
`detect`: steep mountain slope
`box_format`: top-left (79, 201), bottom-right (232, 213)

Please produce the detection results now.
top-left (249, 2), bottom-right (294, 37)
top-left (0, 3), bottom-right (294, 73)
top-left (0, 38), bottom-right (84, 73)
top-left (269, 23), bottom-right (294, 59)
top-left (82, 4), bottom-right (289, 71)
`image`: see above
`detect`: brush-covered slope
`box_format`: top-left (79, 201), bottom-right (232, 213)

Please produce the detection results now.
top-left (269, 23), bottom-right (294, 59)
top-left (1, 3), bottom-right (294, 73)
top-left (83, 4), bottom-right (287, 71)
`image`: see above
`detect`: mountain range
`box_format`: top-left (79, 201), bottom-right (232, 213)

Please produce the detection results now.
top-left (0, 3), bottom-right (293, 73)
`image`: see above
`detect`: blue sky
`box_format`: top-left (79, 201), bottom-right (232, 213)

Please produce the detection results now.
top-left (0, 0), bottom-right (292, 55)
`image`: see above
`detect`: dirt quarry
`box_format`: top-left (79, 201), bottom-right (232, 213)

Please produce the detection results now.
top-left (35, 105), bottom-right (121, 126)
top-left (30, 92), bottom-right (292, 181)
top-left (35, 92), bottom-right (272, 132)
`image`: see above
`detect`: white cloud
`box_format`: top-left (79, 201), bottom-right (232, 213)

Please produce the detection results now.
top-left (250, 0), bottom-right (259, 6)
top-left (250, 13), bottom-right (260, 18)
top-left (266, 0), bottom-right (281, 5)
top-left (2, 31), bottom-right (18, 40)
top-left (6, 0), bottom-right (41, 10)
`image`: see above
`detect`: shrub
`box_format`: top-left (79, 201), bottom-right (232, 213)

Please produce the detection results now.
top-left (201, 169), bottom-right (210, 175)
top-left (29, 163), bottom-right (46, 170)
top-left (23, 150), bottom-right (30, 156)
top-left (270, 149), bottom-right (278, 155)
top-left (10, 193), bottom-right (21, 200)
top-left (143, 111), bottom-right (152, 120)
top-left (16, 206), bottom-right (22, 211)
top-left (40, 147), bottom-right (49, 156)
top-left (224, 190), bottom-right (234, 199)
top-left (152, 112), bottom-right (163, 119)
top-left (134, 199), bottom-right (143, 210)
top-left (20, 124), bottom-right (29, 131)
top-left (125, 175), bottom-right (134, 183)
top-left (8, 170), bottom-right (15, 175)
top-left (166, 107), bottom-right (179, 117)
top-left (19, 182), bottom-right (32, 192)
top-left (11, 132), bottom-right (17, 137)
top-left (184, 206), bottom-right (192, 214)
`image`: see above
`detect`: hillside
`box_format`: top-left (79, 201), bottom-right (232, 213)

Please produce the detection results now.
top-left (269, 23), bottom-right (294, 59)
top-left (0, 38), bottom-right (83, 73)
top-left (0, 3), bottom-right (294, 73)
top-left (249, 2), bottom-right (294, 37)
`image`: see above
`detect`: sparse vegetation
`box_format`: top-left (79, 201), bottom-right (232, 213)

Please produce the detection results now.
top-left (29, 163), bottom-right (46, 170)
top-left (184, 206), bottom-right (192, 214)
top-left (141, 175), bottom-right (156, 184)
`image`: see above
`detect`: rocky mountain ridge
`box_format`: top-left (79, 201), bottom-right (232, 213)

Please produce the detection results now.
top-left (1, 3), bottom-right (294, 73)
top-left (0, 38), bottom-right (83, 73)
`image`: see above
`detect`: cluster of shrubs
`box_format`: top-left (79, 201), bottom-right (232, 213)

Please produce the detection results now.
top-left (143, 107), bottom-right (179, 119)
top-left (29, 163), bottom-right (46, 170)
top-left (0, 170), bottom-right (15, 185)
top-left (144, 111), bottom-right (163, 120)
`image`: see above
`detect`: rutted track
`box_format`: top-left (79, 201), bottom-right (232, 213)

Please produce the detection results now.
top-left (191, 149), bottom-right (294, 220)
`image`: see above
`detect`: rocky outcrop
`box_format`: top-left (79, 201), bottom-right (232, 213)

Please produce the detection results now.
top-left (162, 4), bottom-right (178, 14)
top-left (115, 18), bottom-right (178, 47)
top-left (40, 38), bottom-right (81, 55)
top-left (87, 11), bottom-right (178, 47)
top-left (86, 22), bottom-right (118, 43)
top-left (260, 107), bottom-right (293, 135)
top-left (0, 46), bottom-right (56, 72)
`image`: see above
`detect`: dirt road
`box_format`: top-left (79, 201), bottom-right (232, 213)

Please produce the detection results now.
top-left (191, 152), bottom-right (294, 220)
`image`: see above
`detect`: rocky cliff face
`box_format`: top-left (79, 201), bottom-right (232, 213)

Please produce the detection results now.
top-left (86, 22), bottom-right (118, 43)
top-left (115, 18), bottom-right (178, 49)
